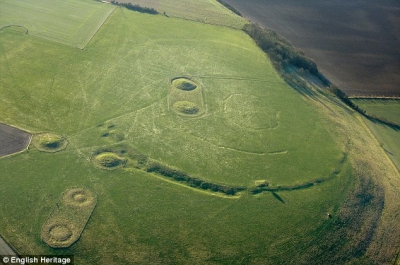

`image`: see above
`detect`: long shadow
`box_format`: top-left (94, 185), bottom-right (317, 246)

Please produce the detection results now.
top-left (272, 192), bottom-right (285, 203)
top-left (364, 114), bottom-right (400, 131)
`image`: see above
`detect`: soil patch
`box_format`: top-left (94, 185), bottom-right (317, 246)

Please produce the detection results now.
top-left (0, 123), bottom-right (32, 157)
top-left (223, 0), bottom-right (400, 96)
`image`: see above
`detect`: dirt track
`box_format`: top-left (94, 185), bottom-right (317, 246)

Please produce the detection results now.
top-left (0, 123), bottom-right (31, 157)
top-left (223, 0), bottom-right (400, 97)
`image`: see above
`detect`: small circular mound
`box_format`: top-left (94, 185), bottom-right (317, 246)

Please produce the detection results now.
top-left (33, 133), bottom-right (68, 152)
top-left (172, 78), bottom-right (197, 91)
top-left (62, 188), bottom-right (95, 207)
top-left (173, 101), bottom-right (200, 115)
top-left (92, 152), bottom-right (126, 170)
top-left (74, 193), bottom-right (86, 203)
top-left (50, 224), bottom-right (73, 242)
top-left (42, 223), bottom-right (75, 248)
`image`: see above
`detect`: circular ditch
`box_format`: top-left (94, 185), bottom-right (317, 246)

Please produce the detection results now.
top-left (42, 223), bottom-right (75, 248)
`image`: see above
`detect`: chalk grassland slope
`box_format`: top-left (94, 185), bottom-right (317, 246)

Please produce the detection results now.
top-left (0, 6), bottom-right (399, 265)
top-left (0, 7), bottom-right (347, 263)
top-left (0, 0), bottom-right (115, 49)
top-left (352, 99), bottom-right (400, 170)
top-left (0, 7), bottom-right (342, 188)
top-left (116, 0), bottom-right (247, 28)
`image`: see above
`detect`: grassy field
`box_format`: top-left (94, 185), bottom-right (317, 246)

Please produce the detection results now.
top-left (0, 0), bottom-right (115, 48)
top-left (352, 99), bottom-right (400, 170)
top-left (116, 0), bottom-right (248, 28)
top-left (0, 2), bottom-right (399, 264)
top-left (0, 7), bottom-right (343, 188)
top-left (353, 98), bottom-right (400, 124)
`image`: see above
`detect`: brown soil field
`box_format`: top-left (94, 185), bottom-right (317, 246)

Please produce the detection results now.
top-left (223, 0), bottom-right (400, 97)
top-left (0, 123), bottom-right (31, 157)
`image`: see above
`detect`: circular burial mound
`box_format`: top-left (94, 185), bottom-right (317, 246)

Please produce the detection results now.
top-left (173, 101), bottom-right (200, 115)
top-left (92, 152), bottom-right (126, 170)
top-left (172, 77), bottom-right (198, 91)
top-left (42, 223), bottom-right (75, 248)
top-left (63, 188), bottom-right (96, 207)
top-left (33, 133), bottom-right (68, 152)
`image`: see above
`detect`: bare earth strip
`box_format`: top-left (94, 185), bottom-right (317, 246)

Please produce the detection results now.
top-left (0, 123), bottom-right (31, 158)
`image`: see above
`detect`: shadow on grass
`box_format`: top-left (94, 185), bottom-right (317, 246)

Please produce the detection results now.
top-left (365, 114), bottom-right (400, 131)
top-left (272, 192), bottom-right (285, 203)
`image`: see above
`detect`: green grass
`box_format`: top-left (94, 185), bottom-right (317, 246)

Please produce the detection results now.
top-left (172, 77), bottom-right (198, 91)
top-left (32, 133), bottom-right (68, 152)
top-left (169, 77), bottom-right (205, 116)
top-left (0, 0), bottom-right (115, 48)
top-left (352, 99), bottom-right (400, 170)
top-left (117, 0), bottom-right (247, 29)
top-left (0, 4), bottom-right (392, 264)
top-left (41, 188), bottom-right (97, 248)
top-left (352, 98), bottom-right (400, 124)
top-left (92, 152), bottom-right (127, 169)
top-left (173, 101), bottom-right (200, 114)
top-left (0, 8), bottom-right (343, 187)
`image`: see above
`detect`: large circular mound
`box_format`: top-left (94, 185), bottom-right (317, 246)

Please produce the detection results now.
top-left (62, 188), bottom-right (96, 207)
top-left (42, 223), bottom-right (75, 248)
top-left (33, 133), bottom-right (68, 152)
top-left (92, 152), bottom-right (126, 170)
top-left (172, 78), bottom-right (197, 91)
top-left (173, 101), bottom-right (200, 115)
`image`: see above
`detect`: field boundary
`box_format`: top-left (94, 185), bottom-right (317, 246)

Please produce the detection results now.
top-left (0, 123), bottom-right (32, 158)
top-left (79, 5), bottom-right (116, 49)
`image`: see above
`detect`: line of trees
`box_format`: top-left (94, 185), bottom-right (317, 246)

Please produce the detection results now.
top-left (243, 23), bottom-right (400, 130)
top-left (328, 85), bottom-right (400, 130)
top-left (111, 1), bottom-right (159, 15)
top-left (243, 23), bottom-right (319, 75)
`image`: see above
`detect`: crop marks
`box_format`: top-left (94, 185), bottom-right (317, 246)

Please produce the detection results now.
top-left (41, 188), bottom-right (97, 248)
top-left (0, 6), bottom-right (383, 264)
